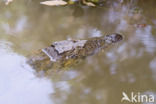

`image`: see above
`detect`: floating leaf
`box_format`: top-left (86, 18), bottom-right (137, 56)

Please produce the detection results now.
top-left (82, 0), bottom-right (96, 7)
top-left (40, 0), bottom-right (67, 6)
top-left (5, 0), bottom-right (13, 5)
top-left (85, 2), bottom-right (96, 7)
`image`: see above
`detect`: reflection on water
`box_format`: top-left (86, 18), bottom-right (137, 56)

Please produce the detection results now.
top-left (0, 41), bottom-right (53, 104)
top-left (136, 25), bottom-right (156, 53)
top-left (0, 0), bottom-right (156, 104)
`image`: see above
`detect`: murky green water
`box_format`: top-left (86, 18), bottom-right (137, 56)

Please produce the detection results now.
top-left (0, 0), bottom-right (156, 104)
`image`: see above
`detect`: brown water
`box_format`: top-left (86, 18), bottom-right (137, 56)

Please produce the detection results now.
top-left (0, 0), bottom-right (156, 104)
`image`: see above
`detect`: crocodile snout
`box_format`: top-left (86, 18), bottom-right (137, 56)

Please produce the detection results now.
top-left (105, 33), bottom-right (123, 43)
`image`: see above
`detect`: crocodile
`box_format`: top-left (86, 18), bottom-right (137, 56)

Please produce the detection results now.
top-left (27, 33), bottom-right (123, 72)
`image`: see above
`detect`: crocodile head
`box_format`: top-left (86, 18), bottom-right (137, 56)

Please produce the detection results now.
top-left (104, 33), bottom-right (123, 44)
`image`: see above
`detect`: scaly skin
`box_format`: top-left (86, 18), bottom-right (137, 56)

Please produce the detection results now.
top-left (27, 33), bottom-right (123, 71)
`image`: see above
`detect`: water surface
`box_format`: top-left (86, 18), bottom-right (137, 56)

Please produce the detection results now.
top-left (0, 0), bottom-right (156, 104)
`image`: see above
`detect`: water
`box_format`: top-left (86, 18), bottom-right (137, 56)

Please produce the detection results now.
top-left (0, 0), bottom-right (156, 104)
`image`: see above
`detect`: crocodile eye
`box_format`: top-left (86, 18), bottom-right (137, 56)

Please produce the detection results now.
top-left (114, 33), bottom-right (123, 42)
